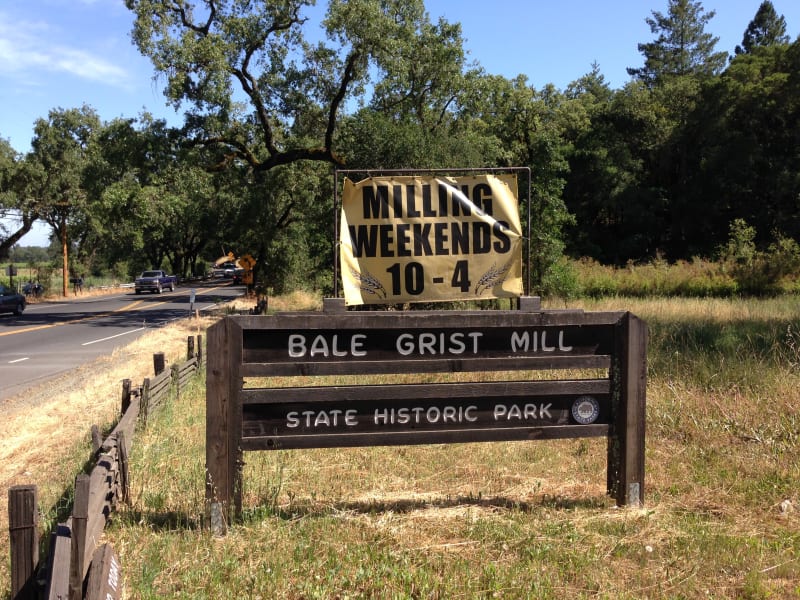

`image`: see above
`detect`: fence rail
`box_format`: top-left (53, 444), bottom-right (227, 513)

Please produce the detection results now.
top-left (8, 335), bottom-right (204, 600)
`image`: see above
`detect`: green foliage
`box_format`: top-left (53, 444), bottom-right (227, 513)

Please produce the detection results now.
top-left (627, 0), bottom-right (728, 85)
top-left (719, 219), bottom-right (800, 295)
top-left (574, 257), bottom-right (739, 298)
top-left (2, 1), bottom-right (799, 299)
top-left (539, 256), bottom-right (580, 301)
top-left (8, 245), bottom-right (51, 264)
top-left (22, 105), bottom-right (102, 292)
top-left (735, 0), bottom-right (789, 55)
top-left (719, 218), bottom-right (758, 266)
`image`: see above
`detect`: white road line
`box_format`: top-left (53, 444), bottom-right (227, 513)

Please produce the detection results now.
top-left (82, 327), bottom-right (147, 346)
top-left (8, 357), bottom-right (30, 364)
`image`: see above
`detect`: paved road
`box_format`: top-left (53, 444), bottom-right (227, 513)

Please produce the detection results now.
top-left (0, 281), bottom-right (243, 402)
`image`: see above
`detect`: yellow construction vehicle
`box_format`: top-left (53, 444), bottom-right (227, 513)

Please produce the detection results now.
top-left (211, 251), bottom-right (255, 285)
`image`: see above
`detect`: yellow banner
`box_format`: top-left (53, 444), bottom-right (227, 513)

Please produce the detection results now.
top-left (340, 174), bottom-right (523, 305)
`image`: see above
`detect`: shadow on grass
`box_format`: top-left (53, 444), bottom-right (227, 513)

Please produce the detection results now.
top-left (239, 491), bottom-right (612, 524)
top-left (81, 492), bottom-right (611, 535)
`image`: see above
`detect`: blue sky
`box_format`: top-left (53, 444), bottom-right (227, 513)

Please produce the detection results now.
top-left (2, 0), bottom-right (799, 245)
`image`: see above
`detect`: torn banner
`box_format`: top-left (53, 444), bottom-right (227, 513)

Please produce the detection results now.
top-left (340, 174), bottom-right (523, 306)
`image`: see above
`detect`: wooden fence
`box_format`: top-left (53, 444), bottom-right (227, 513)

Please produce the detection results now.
top-left (7, 335), bottom-right (205, 600)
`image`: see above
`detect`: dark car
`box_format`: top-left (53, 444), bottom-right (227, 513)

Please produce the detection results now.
top-left (0, 283), bottom-right (26, 315)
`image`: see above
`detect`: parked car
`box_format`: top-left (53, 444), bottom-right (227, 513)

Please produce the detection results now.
top-left (0, 284), bottom-right (26, 315)
top-left (134, 270), bottom-right (178, 294)
top-left (211, 261), bottom-right (237, 278)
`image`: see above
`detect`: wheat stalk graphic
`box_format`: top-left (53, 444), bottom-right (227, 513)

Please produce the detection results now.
top-left (475, 259), bottom-right (513, 295)
top-left (351, 268), bottom-right (387, 299)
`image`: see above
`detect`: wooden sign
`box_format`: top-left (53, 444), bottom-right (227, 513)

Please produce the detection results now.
top-left (242, 323), bottom-right (612, 364)
top-left (241, 379), bottom-right (610, 450)
top-left (85, 543), bottom-right (122, 600)
top-left (206, 304), bottom-right (647, 534)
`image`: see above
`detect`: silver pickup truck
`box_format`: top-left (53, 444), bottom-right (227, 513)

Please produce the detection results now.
top-left (134, 270), bottom-right (177, 294)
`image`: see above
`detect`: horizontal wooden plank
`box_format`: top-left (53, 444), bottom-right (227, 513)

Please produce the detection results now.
top-left (150, 377), bottom-right (171, 392)
top-left (178, 374), bottom-right (192, 384)
top-left (150, 369), bottom-right (172, 387)
top-left (242, 325), bottom-right (615, 365)
top-left (178, 364), bottom-right (196, 376)
top-left (232, 309), bottom-right (626, 330)
top-left (179, 357), bottom-right (197, 371)
top-left (241, 424), bottom-right (610, 450)
top-left (241, 380), bottom-right (610, 445)
top-left (176, 358), bottom-right (197, 380)
top-left (45, 522), bottom-right (72, 600)
top-left (241, 354), bottom-right (610, 377)
top-left (102, 398), bottom-right (139, 455)
top-left (148, 374), bottom-right (172, 406)
top-left (243, 378), bottom-right (610, 405)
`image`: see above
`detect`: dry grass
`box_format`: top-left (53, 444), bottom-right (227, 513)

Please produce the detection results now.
top-left (232, 289), bottom-right (323, 313)
top-left (20, 284), bottom-right (137, 305)
top-left (572, 295), bottom-right (800, 321)
top-left (0, 314), bottom-right (216, 597)
top-left (118, 295), bottom-right (800, 599)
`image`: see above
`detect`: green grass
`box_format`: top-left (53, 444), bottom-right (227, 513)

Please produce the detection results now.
top-left (88, 295), bottom-right (800, 599)
top-left (571, 257), bottom-right (800, 298)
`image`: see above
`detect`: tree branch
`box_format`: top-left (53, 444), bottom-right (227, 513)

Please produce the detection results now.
top-left (325, 49), bottom-right (362, 159)
top-left (169, 0), bottom-right (215, 35)
top-left (232, 6), bottom-right (305, 158)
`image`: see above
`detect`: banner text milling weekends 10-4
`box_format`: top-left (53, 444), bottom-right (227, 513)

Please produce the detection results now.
top-left (340, 174), bottom-right (523, 305)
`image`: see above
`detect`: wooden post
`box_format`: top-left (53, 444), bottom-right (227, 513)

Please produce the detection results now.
top-left (141, 378), bottom-right (151, 427)
top-left (117, 431), bottom-right (130, 505)
top-left (205, 318), bottom-right (243, 535)
top-left (9, 485), bottom-right (39, 600)
top-left (171, 363), bottom-right (181, 399)
top-left (85, 544), bottom-right (122, 600)
top-left (322, 297), bottom-right (346, 313)
top-left (153, 352), bottom-right (166, 376)
top-left (120, 379), bottom-right (131, 414)
top-left (69, 475), bottom-right (90, 600)
top-left (90, 425), bottom-right (102, 454)
top-left (187, 336), bottom-right (195, 361)
top-left (608, 312), bottom-right (647, 506)
top-left (197, 334), bottom-right (203, 367)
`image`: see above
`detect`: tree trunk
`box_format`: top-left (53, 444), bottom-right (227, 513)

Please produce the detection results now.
top-left (61, 224), bottom-right (68, 297)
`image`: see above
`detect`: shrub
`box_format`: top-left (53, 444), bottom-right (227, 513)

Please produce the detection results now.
top-left (719, 220), bottom-right (800, 295)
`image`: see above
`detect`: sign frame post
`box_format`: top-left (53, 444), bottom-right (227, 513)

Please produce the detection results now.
top-left (206, 317), bottom-right (243, 535)
top-left (607, 312), bottom-right (647, 507)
